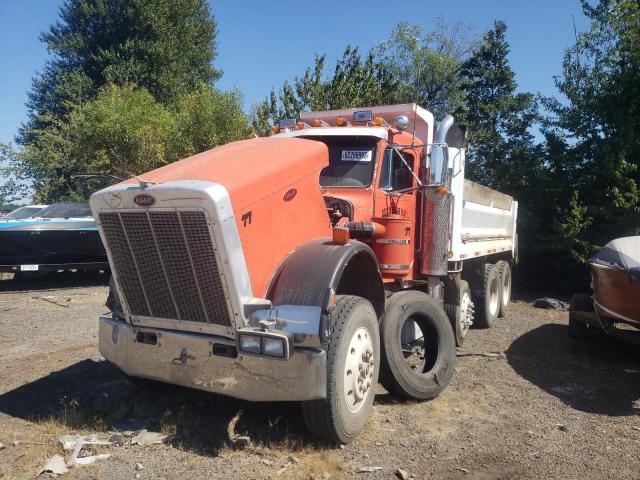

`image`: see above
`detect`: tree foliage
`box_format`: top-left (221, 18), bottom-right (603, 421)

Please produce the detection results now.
top-left (11, 0), bottom-right (249, 202)
top-left (253, 19), bottom-right (476, 134)
top-left (536, 0), bottom-right (640, 288)
top-left (21, 0), bottom-right (220, 139)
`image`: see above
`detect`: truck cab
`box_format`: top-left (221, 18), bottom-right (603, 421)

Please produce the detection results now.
top-left (90, 103), bottom-right (518, 444)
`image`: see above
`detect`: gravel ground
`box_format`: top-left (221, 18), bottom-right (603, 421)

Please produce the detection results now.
top-left (0, 272), bottom-right (639, 479)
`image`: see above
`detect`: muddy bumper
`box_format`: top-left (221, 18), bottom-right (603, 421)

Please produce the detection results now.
top-left (99, 317), bottom-right (327, 401)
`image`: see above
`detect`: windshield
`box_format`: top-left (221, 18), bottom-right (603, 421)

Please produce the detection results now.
top-left (6, 206), bottom-right (46, 219)
top-left (38, 203), bottom-right (93, 219)
top-left (309, 136), bottom-right (378, 188)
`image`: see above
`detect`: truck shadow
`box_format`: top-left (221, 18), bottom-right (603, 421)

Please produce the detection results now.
top-left (506, 323), bottom-right (640, 416)
top-left (0, 359), bottom-right (316, 455)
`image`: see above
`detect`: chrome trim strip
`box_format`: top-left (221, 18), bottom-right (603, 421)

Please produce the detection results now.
top-left (375, 239), bottom-right (410, 245)
top-left (379, 263), bottom-right (411, 270)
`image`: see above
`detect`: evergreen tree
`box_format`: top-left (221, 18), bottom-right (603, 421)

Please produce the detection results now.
top-left (21, 0), bottom-right (220, 140)
top-left (253, 20), bottom-right (475, 133)
top-left (10, 0), bottom-right (249, 202)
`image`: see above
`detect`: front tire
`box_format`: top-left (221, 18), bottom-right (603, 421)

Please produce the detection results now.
top-left (301, 295), bottom-right (380, 444)
top-left (379, 291), bottom-right (456, 400)
top-left (568, 294), bottom-right (592, 339)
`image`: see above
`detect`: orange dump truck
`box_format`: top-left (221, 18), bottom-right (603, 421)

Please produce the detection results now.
top-left (90, 104), bottom-right (518, 443)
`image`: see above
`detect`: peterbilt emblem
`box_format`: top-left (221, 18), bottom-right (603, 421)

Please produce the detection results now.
top-left (104, 191), bottom-right (122, 208)
top-left (283, 188), bottom-right (297, 202)
top-left (134, 194), bottom-right (155, 207)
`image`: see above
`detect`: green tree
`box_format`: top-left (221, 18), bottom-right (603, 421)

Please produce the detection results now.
top-left (537, 0), bottom-right (640, 289)
top-left (458, 21), bottom-right (539, 192)
top-left (253, 47), bottom-right (395, 135)
top-left (174, 85), bottom-right (250, 158)
top-left (377, 19), bottom-right (475, 119)
top-left (21, 0), bottom-right (220, 140)
top-left (253, 19), bottom-right (475, 134)
top-left (11, 0), bottom-right (250, 202)
top-left (13, 83), bottom-right (249, 202)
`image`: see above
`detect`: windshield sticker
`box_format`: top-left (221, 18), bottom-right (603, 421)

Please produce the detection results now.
top-left (341, 150), bottom-right (372, 162)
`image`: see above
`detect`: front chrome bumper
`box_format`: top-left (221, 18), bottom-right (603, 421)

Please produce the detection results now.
top-left (99, 317), bottom-right (327, 401)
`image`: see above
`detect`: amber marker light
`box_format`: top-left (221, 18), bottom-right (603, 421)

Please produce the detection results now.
top-left (332, 226), bottom-right (350, 244)
top-left (335, 116), bottom-right (347, 127)
top-left (373, 116), bottom-right (384, 126)
top-left (296, 121), bottom-right (305, 130)
top-left (312, 119), bottom-right (322, 127)
top-left (436, 186), bottom-right (448, 195)
top-left (271, 125), bottom-right (280, 134)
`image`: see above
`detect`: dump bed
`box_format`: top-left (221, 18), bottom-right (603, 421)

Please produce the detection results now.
top-left (447, 148), bottom-right (518, 262)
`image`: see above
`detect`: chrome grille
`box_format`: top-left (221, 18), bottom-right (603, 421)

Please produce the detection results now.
top-left (99, 210), bottom-right (233, 327)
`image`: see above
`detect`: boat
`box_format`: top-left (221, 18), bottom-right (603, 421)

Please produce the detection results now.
top-left (588, 236), bottom-right (640, 326)
top-left (569, 236), bottom-right (640, 342)
top-left (0, 204), bottom-right (48, 220)
top-left (0, 202), bottom-right (108, 275)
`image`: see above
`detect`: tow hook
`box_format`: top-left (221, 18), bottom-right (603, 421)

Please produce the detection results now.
top-left (172, 347), bottom-right (194, 365)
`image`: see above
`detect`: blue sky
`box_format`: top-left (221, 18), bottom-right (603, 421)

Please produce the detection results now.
top-left (0, 0), bottom-right (589, 146)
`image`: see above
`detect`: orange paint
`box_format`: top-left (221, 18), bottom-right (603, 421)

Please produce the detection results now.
top-left (123, 137), bottom-right (332, 297)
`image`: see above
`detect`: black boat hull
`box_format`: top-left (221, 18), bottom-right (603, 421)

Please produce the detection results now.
top-left (0, 228), bottom-right (108, 272)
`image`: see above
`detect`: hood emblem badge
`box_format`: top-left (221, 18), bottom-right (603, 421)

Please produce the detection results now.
top-left (134, 194), bottom-right (155, 207)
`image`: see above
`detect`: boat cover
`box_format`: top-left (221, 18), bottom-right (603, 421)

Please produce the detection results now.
top-left (589, 236), bottom-right (640, 279)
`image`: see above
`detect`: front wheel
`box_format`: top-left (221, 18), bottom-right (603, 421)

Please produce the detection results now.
top-left (301, 295), bottom-right (380, 444)
top-left (379, 291), bottom-right (456, 400)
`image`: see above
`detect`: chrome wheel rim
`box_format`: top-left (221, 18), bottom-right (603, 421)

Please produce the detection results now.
top-left (502, 268), bottom-right (511, 306)
top-left (488, 276), bottom-right (500, 316)
top-left (343, 327), bottom-right (375, 413)
top-left (460, 290), bottom-right (474, 335)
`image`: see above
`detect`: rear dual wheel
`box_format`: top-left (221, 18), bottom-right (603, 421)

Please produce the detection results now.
top-left (444, 280), bottom-right (474, 346)
top-left (496, 260), bottom-right (512, 317)
top-left (475, 263), bottom-right (502, 328)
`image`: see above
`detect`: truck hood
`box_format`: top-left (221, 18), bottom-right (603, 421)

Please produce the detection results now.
top-left (122, 136), bottom-right (329, 211)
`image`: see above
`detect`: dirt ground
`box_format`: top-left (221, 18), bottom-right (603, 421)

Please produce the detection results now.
top-left (0, 272), bottom-right (639, 480)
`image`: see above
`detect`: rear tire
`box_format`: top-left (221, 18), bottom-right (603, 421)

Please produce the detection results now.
top-left (444, 280), bottom-right (474, 347)
top-left (301, 295), bottom-right (380, 444)
top-left (568, 294), bottom-right (592, 339)
top-left (475, 264), bottom-right (501, 328)
top-left (379, 291), bottom-right (456, 400)
top-left (496, 260), bottom-right (511, 318)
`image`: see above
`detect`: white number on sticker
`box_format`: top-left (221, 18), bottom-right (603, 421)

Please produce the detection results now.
top-left (341, 150), bottom-right (372, 162)
top-left (20, 264), bottom-right (39, 271)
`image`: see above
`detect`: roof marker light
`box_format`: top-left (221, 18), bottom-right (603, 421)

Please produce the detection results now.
top-left (335, 117), bottom-right (350, 127)
top-left (271, 125), bottom-right (280, 135)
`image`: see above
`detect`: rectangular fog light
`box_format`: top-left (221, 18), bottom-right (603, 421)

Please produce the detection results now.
top-left (239, 334), bottom-right (261, 354)
top-left (262, 336), bottom-right (285, 357)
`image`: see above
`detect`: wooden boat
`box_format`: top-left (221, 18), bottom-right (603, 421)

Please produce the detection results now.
top-left (589, 236), bottom-right (640, 326)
